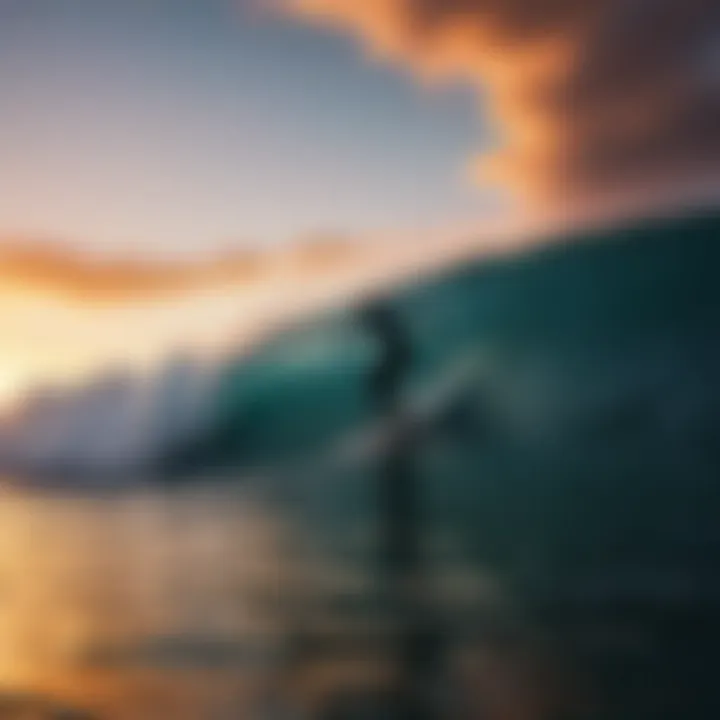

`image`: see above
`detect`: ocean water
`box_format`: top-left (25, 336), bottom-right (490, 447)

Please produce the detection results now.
top-left (0, 481), bottom-right (301, 717)
top-left (2, 209), bottom-right (720, 718)
top-left (0, 474), bottom-right (536, 719)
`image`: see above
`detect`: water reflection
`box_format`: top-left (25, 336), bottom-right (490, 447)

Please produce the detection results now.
top-left (0, 481), bottom-right (311, 717)
top-left (0, 478), bottom-right (516, 719)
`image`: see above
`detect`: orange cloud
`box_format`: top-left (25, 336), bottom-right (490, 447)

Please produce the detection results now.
top-left (0, 241), bottom-right (267, 302)
top-left (0, 235), bottom-right (362, 303)
top-left (287, 0), bottom-right (720, 206)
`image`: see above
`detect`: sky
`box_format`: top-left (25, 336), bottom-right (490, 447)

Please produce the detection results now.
top-left (0, 0), bottom-right (497, 258)
top-left (0, 0), bottom-right (716, 405)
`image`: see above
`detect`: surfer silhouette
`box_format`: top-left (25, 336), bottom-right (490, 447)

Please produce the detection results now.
top-left (359, 299), bottom-right (418, 576)
top-left (358, 299), bottom-right (446, 720)
top-left (360, 301), bottom-right (413, 417)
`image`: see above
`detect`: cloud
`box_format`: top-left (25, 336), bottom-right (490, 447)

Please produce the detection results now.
top-left (286, 0), bottom-right (720, 205)
top-left (0, 234), bottom-right (366, 303)
top-left (0, 240), bottom-right (270, 302)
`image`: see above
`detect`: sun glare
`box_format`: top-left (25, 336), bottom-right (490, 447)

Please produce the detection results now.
top-left (0, 371), bottom-right (23, 412)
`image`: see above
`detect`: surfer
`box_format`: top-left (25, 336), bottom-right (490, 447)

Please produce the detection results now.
top-left (359, 301), bottom-right (413, 417)
top-left (358, 299), bottom-right (446, 720)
